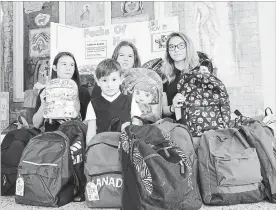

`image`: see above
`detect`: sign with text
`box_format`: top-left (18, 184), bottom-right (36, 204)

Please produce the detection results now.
top-left (50, 17), bottom-right (179, 75)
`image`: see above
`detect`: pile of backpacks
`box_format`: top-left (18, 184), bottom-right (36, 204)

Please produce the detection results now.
top-left (1, 58), bottom-right (276, 209)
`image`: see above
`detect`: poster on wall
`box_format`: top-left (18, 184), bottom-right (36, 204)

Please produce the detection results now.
top-left (111, 1), bottom-right (155, 24)
top-left (65, 2), bottom-right (105, 28)
top-left (151, 31), bottom-right (171, 52)
top-left (50, 16), bottom-right (179, 75)
top-left (0, 92), bottom-right (9, 132)
top-left (29, 28), bottom-right (50, 57)
top-left (23, 1), bottom-right (59, 91)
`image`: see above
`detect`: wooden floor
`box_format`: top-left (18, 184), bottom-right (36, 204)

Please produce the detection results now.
top-left (1, 196), bottom-right (275, 210)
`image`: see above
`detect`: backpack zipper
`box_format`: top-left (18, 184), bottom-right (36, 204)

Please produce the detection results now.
top-left (22, 160), bottom-right (57, 167)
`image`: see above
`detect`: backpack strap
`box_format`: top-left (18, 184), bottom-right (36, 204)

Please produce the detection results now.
top-left (131, 116), bottom-right (152, 125)
top-left (174, 147), bottom-right (194, 184)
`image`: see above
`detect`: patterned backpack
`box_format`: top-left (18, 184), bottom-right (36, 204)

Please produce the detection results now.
top-left (142, 58), bottom-right (166, 82)
top-left (177, 69), bottom-right (231, 137)
top-left (43, 78), bottom-right (80, 120)
top-left (119, 124), bottom-right (202, 210)
top-left (121, 68), bottom-right (163, 123)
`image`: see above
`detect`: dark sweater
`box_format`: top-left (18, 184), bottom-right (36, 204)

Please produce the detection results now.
top-left (163, 68), bottom-right (182, 107)
top-left (35, 86), bottom-right (91, 132)
top-left (91, 93), bottom-right (132, 133)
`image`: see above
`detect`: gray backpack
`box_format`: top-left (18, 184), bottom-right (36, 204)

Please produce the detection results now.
top-left (84, 132), bottom-right (122, 208)
top-left (198, 127), bottom-right (266, 205)
top-left (15, 131), bottom-right (74, 207)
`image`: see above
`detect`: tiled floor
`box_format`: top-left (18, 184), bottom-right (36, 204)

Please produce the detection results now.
top-left (1, 196), bottom-right (275, 210)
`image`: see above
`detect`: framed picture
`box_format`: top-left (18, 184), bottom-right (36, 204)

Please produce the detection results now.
top-left (151, 31), bottom-right (172, 52)
top-left (64, 2), bottom-right (106, 28)
top-left (111, 1), bottom-right (155, 24)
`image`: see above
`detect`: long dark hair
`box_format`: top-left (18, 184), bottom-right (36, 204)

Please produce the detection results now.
top-left (51, 52), bottom-right (81, 87)
top-left (112, 41), bottom-right (141, 68)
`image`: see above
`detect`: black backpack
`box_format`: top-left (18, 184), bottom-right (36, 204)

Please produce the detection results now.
top-left (177, 69), bottom-right (231, 137)
top-left (15, 131), bottom-right (74, 207)
top-left (58, 120), bottom-right (88, 202)
top-left (233, 110), bottom-right (276, 202)
top-left (1, 127), bottom-right (40, 195)
top-left (119, 124), bottom-right (202, 210)
top-left (197, 51), bottom-right (214, 75)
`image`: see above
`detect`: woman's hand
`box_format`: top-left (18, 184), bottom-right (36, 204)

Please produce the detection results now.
top-left (172, 93), bottom-right (186, 111)
top-left (199, 66), bottom-right (210, 74)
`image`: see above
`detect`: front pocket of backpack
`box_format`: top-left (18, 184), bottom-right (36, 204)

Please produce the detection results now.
top-left (85, 171), bottom-right (123, 208)
top-left (17, 164), bottom-right (60, 204)
top-left (214, 148), bottom-right (262, 186)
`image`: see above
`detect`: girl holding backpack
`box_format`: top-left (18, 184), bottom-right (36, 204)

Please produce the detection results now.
top-left (32, 51), bottom-right (90, 132)
top-left (161, 32), bottom-right (200, 120)
top-left (161, 32), bottom-right (211, 120)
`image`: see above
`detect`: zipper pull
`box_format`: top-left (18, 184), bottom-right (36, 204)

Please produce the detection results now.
top-left (179, 161), bottom-right (185, 175)
top-left (3, 175), bottom-right (6, 186)
top-left (163, 148), bottom-right (170, 158)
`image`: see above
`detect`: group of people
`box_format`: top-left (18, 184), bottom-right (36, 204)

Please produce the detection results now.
top-left (32, 32), bottom-right (210, 145)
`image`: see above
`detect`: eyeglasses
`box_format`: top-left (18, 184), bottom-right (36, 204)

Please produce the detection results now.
top-left (168, 42), bottom-right (186, 51)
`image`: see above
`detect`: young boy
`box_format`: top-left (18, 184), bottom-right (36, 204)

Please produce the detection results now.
top-left (85, 58), bottom-right (142, 144)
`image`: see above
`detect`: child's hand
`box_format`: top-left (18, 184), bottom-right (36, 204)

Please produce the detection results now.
top-left (121, 121), bottom-right (131, 131)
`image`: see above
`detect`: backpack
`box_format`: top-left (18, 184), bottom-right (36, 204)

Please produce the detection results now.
top-left (121, 68), bottom-right (163, 123)
top-left (119, 124), bottom-right (202, 210)
top-left (197, 51), bottom-right (214, 75)
top-left (142, 58), bottom-right (166, 82)
top-left (177, 69), bottom-right (231, 137)
top-left (1, 115), bottom-right (29, 134)
top-left (43, 78), bottom-right (80, 119)
top-left (239, 125), bottom-right (276, 203)
top-left (15, 131), bottom-right (74, 207)
top-left (233, 110), bottom-right (276, 202)
top-left (58, 120), bottom-right (88, 202)
top-left (153, 118), bottom-right (199, 180)
top-left (263, 107), bottom-right (276, 136)
top-left (1, 128), bottom-right (40, 195)
top-left (198, 127), bottom-right (265, 205)
top-left (84, 132), bottom-right (122, 208)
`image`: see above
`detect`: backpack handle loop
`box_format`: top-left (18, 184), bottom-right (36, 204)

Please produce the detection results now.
top-left (131, 116), bottom-right (153, 125)
top-left (265, 107), bottom-right (273, 116)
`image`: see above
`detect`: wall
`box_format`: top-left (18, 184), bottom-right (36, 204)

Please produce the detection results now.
top-left (164, 1), bottom-right (264, 117)
top-left (1, 2), bottom-right (24, 122)
top-left (1, 1), bottom-right (274, 124)
top-left (258, 2), bottom-right (276, 110)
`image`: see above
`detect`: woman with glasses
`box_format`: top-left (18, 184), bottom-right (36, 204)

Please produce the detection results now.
top-left (161, 32), bottom-right (200, 119)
